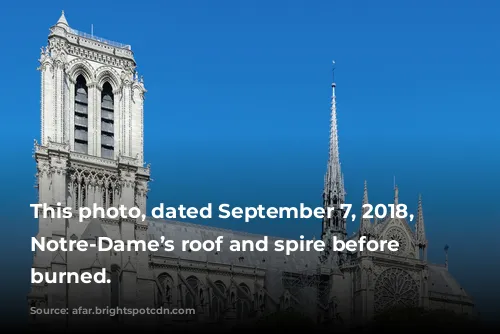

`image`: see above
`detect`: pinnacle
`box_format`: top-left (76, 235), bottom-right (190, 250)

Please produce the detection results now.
top-left (363, 180), bottom-right (369, 204)
top-left (56, 10), bottom-right (69, 27)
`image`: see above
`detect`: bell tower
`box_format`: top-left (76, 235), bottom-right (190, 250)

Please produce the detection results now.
top-left (29, 11), bottom-right (150, 320)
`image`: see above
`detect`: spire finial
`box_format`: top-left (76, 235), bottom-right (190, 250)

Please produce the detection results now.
top-left (332, 60), bottom-right (336, 85)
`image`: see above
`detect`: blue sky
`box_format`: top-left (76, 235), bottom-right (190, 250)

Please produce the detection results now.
top-left (0, 0), bottom-right (499, 319)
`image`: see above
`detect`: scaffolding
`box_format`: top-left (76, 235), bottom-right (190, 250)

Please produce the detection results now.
top-left (258, 264), bottom-right (334, 322)
top-left (281, 266), bottom-right (331, 308)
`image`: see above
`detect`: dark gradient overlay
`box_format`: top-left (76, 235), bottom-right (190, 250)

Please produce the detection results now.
top-left (4, 201), bottom-right (499, 333)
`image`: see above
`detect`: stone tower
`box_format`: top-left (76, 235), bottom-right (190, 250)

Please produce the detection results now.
top-left (29, 11), bottom-right (150, 323)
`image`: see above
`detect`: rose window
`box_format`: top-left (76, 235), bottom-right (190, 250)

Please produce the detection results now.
top-left (385, 227), bottom-right (407, 255)
top-left (374, 268), bottom-right (419, 314)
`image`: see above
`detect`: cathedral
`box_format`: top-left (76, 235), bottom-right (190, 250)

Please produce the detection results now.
top-left (28, 12), bottom-right (474, 329)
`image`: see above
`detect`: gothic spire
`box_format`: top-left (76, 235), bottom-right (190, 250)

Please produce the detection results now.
top-left (321, 62), bottom-right (347, 246)
top-left (394, 184), bottom-right (399, 206)
top-left (323, 61), bottom-right (345, 203)
top-left (56, 10), bottom-right (69, 27)
top-left (415, 194), bottom-right (427, 247)
top-left (359, 180), bottom-right (371, 236)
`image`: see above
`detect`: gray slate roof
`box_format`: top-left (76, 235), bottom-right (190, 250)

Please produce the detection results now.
top-left (147, 218), bottom-right (322, 272)
top-left (428, 264), bottom-right (471, 299)
top-left (145, 218), bottom-right (471, 303)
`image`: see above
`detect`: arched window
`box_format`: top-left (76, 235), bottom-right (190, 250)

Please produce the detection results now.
top-left (184, 276), bottom-right (200, 309)
top-left (110, 264), bottom-right (120, 321)
top-left (211, 281), bottom-right (226, 321)
top-left (101, 82), bottom-right (114, 159)
top-left (237, 283), bottom-right (251, 320)
top-left (74, 75), bottom-right (88, 153)
top-left (157, 273), bottom-right (173, 307)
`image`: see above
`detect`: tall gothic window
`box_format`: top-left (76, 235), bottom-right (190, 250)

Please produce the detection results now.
top-left (184, 276), bottom-right (202, 310)
top-left (211, 281), bottom-right (226, 321)
top-left (157, 273), bottom-right (173, 307)
top-left (74, 75), bottom-right (88, 153)
top-left (101, 82), bottom-right (114, 159)
top-left (236, 284), bottom-right (251, 320)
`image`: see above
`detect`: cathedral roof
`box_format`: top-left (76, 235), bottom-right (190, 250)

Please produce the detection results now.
top-left (147, 218), bottom-right (324, 273)
top-left (428, 264), bottom-right (472, 302)
top-left (145, 220), bottom-right (471, 304)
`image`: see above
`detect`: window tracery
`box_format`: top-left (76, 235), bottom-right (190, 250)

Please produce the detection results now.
top-left (385, 226), bottom-right (408, 255)
top-left (69, 167), bottom-right (120, 210)
top-left (374, 268), bottom-right (418, 314)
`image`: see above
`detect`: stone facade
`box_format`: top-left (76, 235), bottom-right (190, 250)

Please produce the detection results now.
top-left (28, 12), bottom-right (474, 329)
